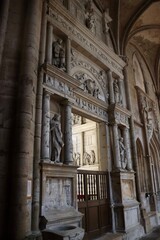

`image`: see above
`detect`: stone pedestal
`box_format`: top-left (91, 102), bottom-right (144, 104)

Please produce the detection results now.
top-left (40, 162), bottom-right (83, 230)
top-left (111, 171), bottom-right (144, 238)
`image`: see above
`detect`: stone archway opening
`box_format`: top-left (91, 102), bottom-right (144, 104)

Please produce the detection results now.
top-left (72, 112), bottom-right (108, 171)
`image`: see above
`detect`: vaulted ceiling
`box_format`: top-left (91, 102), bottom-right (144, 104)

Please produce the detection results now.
top-left (98, 0), bottom-right (160, 93)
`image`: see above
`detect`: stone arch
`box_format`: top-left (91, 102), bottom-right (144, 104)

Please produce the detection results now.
top-left (150, 131), bottom-right (160, 193)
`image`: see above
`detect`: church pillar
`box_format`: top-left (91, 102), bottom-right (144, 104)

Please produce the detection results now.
top-left (46, 22), bottom-right (53, 64)
top-left (41, 91), bottom-right (50, 161)
top-left (108, 70), bottom-right (114, 104)
top-left (106, 123), bottom-right (112, 171)
top-left (112, 124), bottom-right (121, 170)
top-left (66, 37), bottom-right (71, 75)
top-left (31, 1), bottom-right (47, 234)
top-left (8, 0), bottom-right (43, 239)
top-left (0, 0), bottom-right (10, 68)
top-left (123, 127), bottom-right (132, 170)
top-left (63, 100), bottom-right (73, 165)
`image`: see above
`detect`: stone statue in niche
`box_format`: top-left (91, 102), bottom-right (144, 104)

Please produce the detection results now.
top-left (50, 113), bottom-right (64, 162)
top-left (113, 79), bottom-right (121, 104)
top-left (119, 137), bottom-right (127, 170)
top-left (86, 11), bottom-right (96, 33)
top-left (52, 39), bottom-right (66, 70)
top-left (85, 0), bottom-right (96, 33)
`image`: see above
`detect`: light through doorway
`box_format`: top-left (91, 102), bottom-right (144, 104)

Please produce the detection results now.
top-left (72, 113), bottom-right (99, 171)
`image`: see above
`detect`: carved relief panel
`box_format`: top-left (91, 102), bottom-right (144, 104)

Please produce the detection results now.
top-left (71, 48), bottom-right (109, 102)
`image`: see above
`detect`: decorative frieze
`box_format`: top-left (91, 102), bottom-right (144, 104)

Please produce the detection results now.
top-left (44, 74), bottom-right (108, 122)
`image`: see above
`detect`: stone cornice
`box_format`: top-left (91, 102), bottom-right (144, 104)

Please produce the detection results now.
top-left (44, 63), bottom-right (81, 89)
top-left (108, 103), bottom-right (131, 118)
top-left (108, 104), bottom-right (131, 127)
top-left (47, 0), bottom-right (126, 78)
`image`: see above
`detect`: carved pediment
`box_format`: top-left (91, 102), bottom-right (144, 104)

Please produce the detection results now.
top-left (73, 72), bottom-right (106, 101)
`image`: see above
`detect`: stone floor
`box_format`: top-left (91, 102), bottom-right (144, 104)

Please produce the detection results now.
top-left (140, 226), bottom-right (160, 240)
top-left (94, 226), bottom-right (160, 240)
top-left (94, 232), bottom-right (123, 240)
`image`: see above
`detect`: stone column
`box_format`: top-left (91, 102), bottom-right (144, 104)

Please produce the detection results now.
top-left (112, 124), bottom-right (121, 170)
top-left (41, 91), bottom-right (50, 160)
top-left (118, 77), bottom-right (124, 106)
top-left (106, 123), bottom-right (112, 171)
top-left (8, 0), bottom-right (43, 239)
top-left (107, 70), bottom-right (114, 104)
top-left (31, 1), bottom-right (47, 234)
top-left (123, 67), bottom-right (131, 110)
top-left (123, 127), bottom-right (132, 170)
top-left (66, 37), bottom-right (71, 75)
top-left (46, 22), bottom-right (53, 64)
top-left (63, 100), bottom-right (73, 165)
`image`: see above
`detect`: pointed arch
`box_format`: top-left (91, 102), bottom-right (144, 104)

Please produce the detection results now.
top-left (150, 131), bottom-right (160, 192)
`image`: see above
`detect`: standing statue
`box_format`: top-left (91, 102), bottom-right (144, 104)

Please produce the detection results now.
top-left (119, 137), bottom-right (127, 169)
top-left (85, 0), bottom-right (96, 33)
top-left (86, 11), bottom-right (96, 33)
top-left (50, 114), bottom-right (64, 163)
top-left (113, 79), bottom-right (120, 104)
top-left (52, 39), bottom-right (66, 70)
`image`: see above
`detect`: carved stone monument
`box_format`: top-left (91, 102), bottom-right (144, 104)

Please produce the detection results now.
top-left (40, 163), bottom-right (84, 239)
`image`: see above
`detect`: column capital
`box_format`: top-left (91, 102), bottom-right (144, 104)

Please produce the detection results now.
top-left (44, 89), bottom-right (50, 96)
top-left (61, 99), bottom-right (73, 106)
top-left (107, 69), bottom-right (113, 76)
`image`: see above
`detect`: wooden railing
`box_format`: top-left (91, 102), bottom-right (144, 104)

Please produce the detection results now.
top-left (77, 170), bottom-right (108, 201)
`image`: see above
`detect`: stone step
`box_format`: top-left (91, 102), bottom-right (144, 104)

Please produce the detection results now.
top-left (94, 232), bottom-right (123, 240)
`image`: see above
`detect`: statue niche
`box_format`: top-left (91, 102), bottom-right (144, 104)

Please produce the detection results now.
top-left (50, 113), bottom-right (64, 163)
top-left (119, 137), bottom-right (127, 170)
top-left (85, 0), bottom-right (96, 33)
top-left (52, 38), bottom-right (66, 71)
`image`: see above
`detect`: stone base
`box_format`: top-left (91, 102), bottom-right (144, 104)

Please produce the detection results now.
top-left (142, 210), bottom-right (158, 233)
top-left (122, 224), bottom-right (144, 240)
top-left (42, 225), bottom-right (84, 240)
top-left (25, 231), bottom-right (42, 240)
